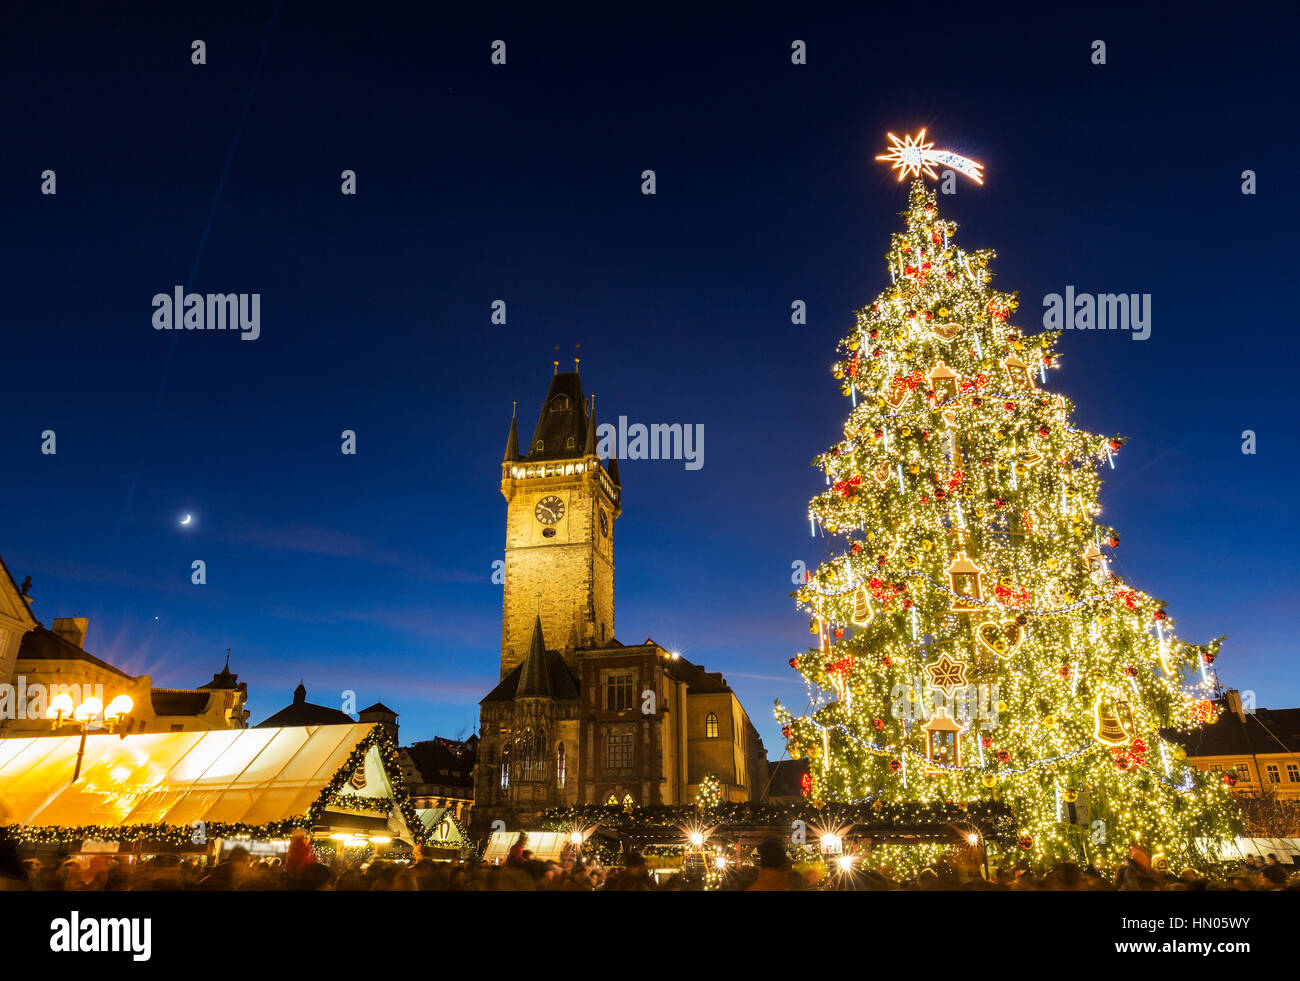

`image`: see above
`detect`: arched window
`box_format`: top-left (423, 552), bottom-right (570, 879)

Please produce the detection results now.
top-left (566, 436), bottom-right (576, 449)
top-left (622, 793), bottom-right (635, 810)
top-left (500, 749), bottom-right (510, 790)
top-left (705, 712), bottom-right (719, 738)
top-left (556, 742), bottom-right (566, 788)
top-left (550, 395), bottom-right (571, 412)
top-left (605, 794), bottom-right (619, 806)
top-left (534, 440), bottom-right (544, 452)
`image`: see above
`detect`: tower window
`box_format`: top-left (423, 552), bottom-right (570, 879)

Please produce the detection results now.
top-left (566, 436), bottom-right (576, 449)
top-left (705, 712), bottom-right (719, 739)
top-left (606, 732), bottom-right (634, 769)
top-left (607, 673), bottom-right (634, 711)
top-left (550, 395), bottom-right (571, 411)
top-left (534, 440), bottom-right (544, 452)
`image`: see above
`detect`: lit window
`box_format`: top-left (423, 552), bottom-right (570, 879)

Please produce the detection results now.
top-left (1267, 764), bottom-right (1280, 784)
top-left (550, 395), bottom-right (571, 412)
top-left (556, 742), bottom-right (566, 788)
top-left (622, 793), bottom-right (634, 810)
top-left (606, 674), bottom-right (633, 711)
top-left (606, 731), bottom-right (634, 769)
top-left (1236, 763), bottom-right (1251, 782)
top-left (566, 436), bottom-right (576, 449)
top-left (705, 712), bottom-right (719, 739)
top-left (605, 794), bottom-right (618, 806)
top-left (1288, 764), bottom-right (1299, 783)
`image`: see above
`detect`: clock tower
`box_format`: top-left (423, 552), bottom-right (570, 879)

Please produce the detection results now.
top-left (499, 364), bottom-right (621, 679)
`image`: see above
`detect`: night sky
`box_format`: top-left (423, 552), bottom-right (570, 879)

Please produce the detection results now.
top-left (3, 3), bottom-right (1296, 753)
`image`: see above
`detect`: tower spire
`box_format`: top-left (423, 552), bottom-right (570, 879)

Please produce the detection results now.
top-left (503, 402), bottom-right (520, 462)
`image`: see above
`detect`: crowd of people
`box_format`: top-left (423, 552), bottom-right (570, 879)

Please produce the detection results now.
top-left (1, 831), bottom-right (1295, 892)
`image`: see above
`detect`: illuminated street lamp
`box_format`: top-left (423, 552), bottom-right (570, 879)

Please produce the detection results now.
top-left (46, 691), bottom-right (133, 782)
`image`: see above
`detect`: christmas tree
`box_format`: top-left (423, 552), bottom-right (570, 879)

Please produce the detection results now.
top-left (776, 133), bottom-right (1240, 870)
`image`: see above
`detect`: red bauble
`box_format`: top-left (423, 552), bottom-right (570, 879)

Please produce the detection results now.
top-left (872, 718), bottom-right (885, 731)
top-left (788, 657), bottom-right (798, 669)
top-left (1037, 425), bottom-right (1050, 437)
top-left (1153, 610), bottom-right (1168, 621)
top-left (1109, 439), bottom-right (1122, 451)
top-left (1201, 651), bottom-right (1216, 664)
top-left (881, 655), bottom-right (893, 667)
top-left (981, 736), bottom-right (993, 749)
top-left (1125, 665), bottom-right (1137, 677)
top-left (851, 542), bottom-right (863, 553)
top-left (996, 750), bottom-right (1010, 763)
top-left (1058, 665), bottom-right (1071, 678)
top-left (1108, 535), bottom-right (1120, 548)
top-left (833, 628), bottom-right (844, 639)
top-left (1019, 836), bottom-right (1033, 850)
top-left (889, 759), bottom-right (902, 773)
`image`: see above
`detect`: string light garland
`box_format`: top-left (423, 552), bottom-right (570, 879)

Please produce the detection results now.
top-left (0, 724), bottom-right (429, 847)
top-left (776, 154), bottom-right (1241, 872)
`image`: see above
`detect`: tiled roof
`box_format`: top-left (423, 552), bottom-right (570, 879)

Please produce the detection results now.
top-left (17, 626), bottom-right (136, 681)
top-left (1170, 702), bottom-right (1300, 757)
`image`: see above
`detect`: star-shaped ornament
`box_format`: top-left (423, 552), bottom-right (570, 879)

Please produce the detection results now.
top-left (925, 653), bottom-right (970, 698)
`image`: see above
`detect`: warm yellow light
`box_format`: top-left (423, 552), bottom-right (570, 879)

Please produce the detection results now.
top-left (46, 692), bottom-right (75, 719)
top-left (689, 832), bottom-right (704, 847)
top-left (74, 696), bottom-right (103, 722)
top-left (104, 694), bottom-right (134, 721)
top-left (570, 831), bottom-right (583, 845)
top-left (714, 856), bottom-right (727, 870)
top-left (966, 832), bottom-right (980, 845)
top-left (836, 855), bottom-right (854, 871)
top-left (330, 833), bottom-right (352, 840)
top-left (368, 836), bottom-right (392, 845)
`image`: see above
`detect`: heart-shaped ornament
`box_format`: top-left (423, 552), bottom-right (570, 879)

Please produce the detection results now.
top-left (976, 619), bottom-right (1023, 660)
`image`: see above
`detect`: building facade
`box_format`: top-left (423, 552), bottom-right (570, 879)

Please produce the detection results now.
top-left (0, 553), bottom-right (248, 736)
top-left (473, 367), bottom-right (767, 827)
top-left (1176, 690), bottom-right (1300, 800)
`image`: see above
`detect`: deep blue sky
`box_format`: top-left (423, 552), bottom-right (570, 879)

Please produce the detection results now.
top-left (2, 3), bottom-right (1296, 753)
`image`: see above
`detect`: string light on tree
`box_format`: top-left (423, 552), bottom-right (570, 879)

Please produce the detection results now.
top-left (776, 132), bottom-right (1239, 870)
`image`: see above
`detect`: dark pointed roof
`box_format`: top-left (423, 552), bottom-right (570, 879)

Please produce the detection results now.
top-left (503, 406), bottom-right (520, 463)
top-left (526, 371), bottom-right (588, 461)
top-left (607, 452), bottom-right (621, 486)
top-left (198, 654), bottom-right (240, 690)
top-left (359, 702), bottom-right (398, 717)
top-left (481, 623), bottom-right (580, 704)
top-left (256, 684), bottom-right (354, 727)
top-left (516, 616), bottom-right (552, 698)
top-left (584, 406), bottom-right (597, 455)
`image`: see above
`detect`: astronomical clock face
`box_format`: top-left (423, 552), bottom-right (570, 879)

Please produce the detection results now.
top-left (599, 509), bottom-right (609, 537)
top-left (534, 495), bottom-right (565, 525)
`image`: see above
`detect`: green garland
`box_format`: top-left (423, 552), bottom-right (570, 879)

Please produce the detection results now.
top-left (539, 800), bottom-right (1015, 841)
top-left (0, 724), bottom-right (430, 846)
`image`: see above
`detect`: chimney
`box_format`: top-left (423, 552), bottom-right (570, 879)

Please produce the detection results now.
top-left (51, 617), bottom-right (89, 649)
top-left (1224, 689), bottom-right (1246, 722)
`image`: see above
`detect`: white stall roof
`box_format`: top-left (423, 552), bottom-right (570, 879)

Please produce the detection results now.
top-left (0, 724), bottom-right (398, 834)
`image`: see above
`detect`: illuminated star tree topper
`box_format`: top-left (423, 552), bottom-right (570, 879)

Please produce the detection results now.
top-left (876, 129), bottom-right (984, 185)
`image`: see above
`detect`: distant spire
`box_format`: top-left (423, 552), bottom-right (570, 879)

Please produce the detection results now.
top-left (584, 402), bottom-right (597, 455)
top-left (504, 402), bottom-right (520, 462)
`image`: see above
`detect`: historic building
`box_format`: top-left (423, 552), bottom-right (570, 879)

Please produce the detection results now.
top-left (0, 553), bottom-right (248, 736)
top-left (473, 366), bottom-right (767, 826)
top-left (1174, 690), bottom-right (1300, 800)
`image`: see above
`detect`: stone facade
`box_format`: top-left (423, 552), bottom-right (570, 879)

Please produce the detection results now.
top-left (474, 368), bottom-right (767, 828)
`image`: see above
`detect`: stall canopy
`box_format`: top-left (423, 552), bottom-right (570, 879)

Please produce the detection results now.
top-left (0, 723), bottom-right (418, 843)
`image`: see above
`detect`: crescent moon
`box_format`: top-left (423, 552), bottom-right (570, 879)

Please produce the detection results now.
top-left (180, 514), bottom-right (192, 526)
